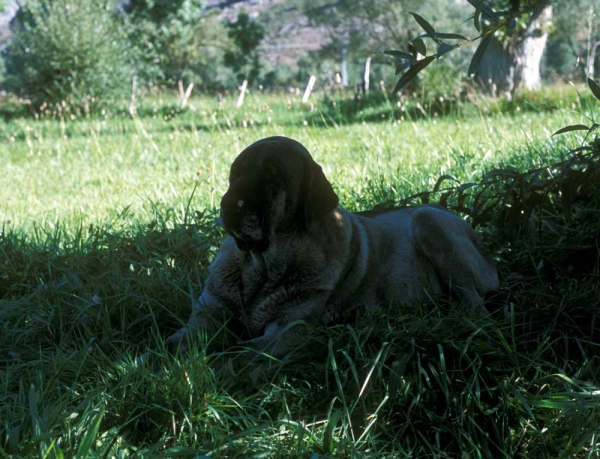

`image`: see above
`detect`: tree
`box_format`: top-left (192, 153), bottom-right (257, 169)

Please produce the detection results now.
top-left (2, 0), bottom-right (132, 107)
top-left (474, 3), bottom-right (553, 95)
top-left (546, 0), bottom-right (599, 81)
top-left (124, 0), bottom-right (226, 88)
top-left (387, 0), bottom-right (557, 95)
top-left (304, 0), bottom-right (470, 87)
top-left (223, 11), bottom-right (265, 84)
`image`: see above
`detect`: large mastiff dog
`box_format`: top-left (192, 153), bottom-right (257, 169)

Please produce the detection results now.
top-left (167, 136), bottom-right (499, 358)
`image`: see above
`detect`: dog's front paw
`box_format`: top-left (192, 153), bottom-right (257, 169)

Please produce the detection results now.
top-left (165, 327), bottom-right (192, 354)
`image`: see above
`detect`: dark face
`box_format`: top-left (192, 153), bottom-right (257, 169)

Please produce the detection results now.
top-left (220, 154), bottom-right (273, 252)
top-left (220, 136), bottom-right (339, 252)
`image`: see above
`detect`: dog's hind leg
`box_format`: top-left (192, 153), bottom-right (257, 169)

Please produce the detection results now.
top-left (411, 206), bottom-right (500, 312)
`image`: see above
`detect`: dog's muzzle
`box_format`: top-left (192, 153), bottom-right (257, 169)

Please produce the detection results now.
top-left (221, 195), bottom-right (269, 252)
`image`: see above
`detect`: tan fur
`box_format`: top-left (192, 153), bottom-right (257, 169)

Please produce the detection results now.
top-left (166, 137), bottom-right (499, 358)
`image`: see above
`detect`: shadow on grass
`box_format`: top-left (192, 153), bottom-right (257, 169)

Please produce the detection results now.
top-left (0, 209), bottom-right (224, 356)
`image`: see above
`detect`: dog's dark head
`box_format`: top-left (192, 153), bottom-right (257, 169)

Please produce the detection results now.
top-left (220, 136), bottom-right (339, 252)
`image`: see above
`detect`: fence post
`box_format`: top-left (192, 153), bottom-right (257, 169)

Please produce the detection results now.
top-left (341, 47), bottom-right (348, 86)
top-left (362, 57), bottom-right (371, 93)
top-left (302, 75), bottom-right (316, 103)
top-left (236, 80), bottom-right (248, 109)
top-left (129, 75), bottom-right (137, 118)
top-left (182, 83), bottom-right (194, 109)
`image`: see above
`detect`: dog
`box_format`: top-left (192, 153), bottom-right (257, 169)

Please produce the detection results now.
top-left (166, 136), bottom-right (500, 359)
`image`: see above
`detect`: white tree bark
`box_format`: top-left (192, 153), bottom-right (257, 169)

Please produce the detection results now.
top-left (475, 5), bottom-right (553, 96)
top-left (341, 47), bottom-right (348, 86)
top-left (362, 56), bottom-right (371, 93)
top-left (514, 6), bottom-right (553, 90)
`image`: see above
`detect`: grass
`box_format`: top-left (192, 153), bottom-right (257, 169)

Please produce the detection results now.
top-left (0, 86), bottom-right (595, 231)
top-left (0, 86), bottom-right (599, 457)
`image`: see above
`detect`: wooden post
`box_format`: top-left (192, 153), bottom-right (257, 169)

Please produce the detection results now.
top-left (302, 75), bottom-right (316, 103)
top-left (181, 83), bottom-right (194, 109)
top-left (341, 47), bottom-right (348, 86)
top-left (128, 75), bottom-right (137, 118)
top-left (236, 80), bottom-right (248, 109)
top-left (586, 40), bottom-right (600, 80)
top-left (178, 79), bottom-right (185, 100)
top-left (362, 57), bottom-right (371, 93)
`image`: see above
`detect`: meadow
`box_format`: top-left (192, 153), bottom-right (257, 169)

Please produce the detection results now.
top-left (0, 85), bottom-right (599, 457)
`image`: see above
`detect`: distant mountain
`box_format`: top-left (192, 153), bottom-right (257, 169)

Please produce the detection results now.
top-left (0, 0), bottom-right (19, 49)
top-left (206, 0), bottom-right (326, 68)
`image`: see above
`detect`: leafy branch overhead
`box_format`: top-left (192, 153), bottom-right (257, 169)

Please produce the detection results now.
top-left (385, 0), bottom-right (551, 93)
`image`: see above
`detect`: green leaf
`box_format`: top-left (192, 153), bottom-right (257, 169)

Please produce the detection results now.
top-left (395, 62), bottom-right (411, 75)
top-left (410, 37), bottom-right (427, 56)
top-left (473, 10), bottom-right (481, 32)
top-left (468, 34), bottom-right (493, 76)
top-left (483, 168), bottom-right (519, 181)
top-left (513, 389), bottom-right (536, 421)
top-left (409, 12), bottom-right (436, 38)
top-left (552, 124), bottom-right (590, 136)
top-left (76, 405), bottom-right (106, 457)
top-left (433, 174), bottom-right (459, 192)
top-left (434, 32), bottom-right (468, 40)
top-left (588, 78), bottom-right (600, 102)
top-left (437, 43), bottom-right (455, 58)
top-left (29, 385), bottom-right (42, 437)
top-left (323, 409), bottom-right (342, 453)
top-left (392, 55), bottom-right (436, 93)
top-left (384, 50), bottom-right (414, 61)
top-left (466, 0), bottom-right (500, 22)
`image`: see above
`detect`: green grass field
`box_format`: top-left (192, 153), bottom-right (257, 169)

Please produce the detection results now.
top-left (1, 87), bottom-right (599, 457)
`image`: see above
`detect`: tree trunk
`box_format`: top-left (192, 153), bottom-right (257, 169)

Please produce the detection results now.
top-left (475, 5), bottom-right (553, 97)
top-left (362, 56), bottom-right (371, 93)
top-left (341, 47), bottom-right (348, 87)
top-left (586, 40), bottom-right (600, 80)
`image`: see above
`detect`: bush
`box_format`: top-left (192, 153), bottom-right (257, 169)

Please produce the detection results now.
top-left (1, 0), bottom-right (132, 108)
top-left (124, 0), bottom-right (227, 89)
top-left (223, 11), bottom-right (265, 84)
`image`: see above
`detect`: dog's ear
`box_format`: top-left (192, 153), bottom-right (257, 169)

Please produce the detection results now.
top-left (300, 158), bottom-right (339, 227)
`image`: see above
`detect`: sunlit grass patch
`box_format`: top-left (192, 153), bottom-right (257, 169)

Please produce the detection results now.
top-left (0, 89), bottom-right (590, 232)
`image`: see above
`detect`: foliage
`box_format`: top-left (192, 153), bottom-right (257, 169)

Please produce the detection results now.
top-left (125, 0), bottom-right (193, 23)
top-left (303, 0), bottom-right (470, 90)
top-left (374, 80), bottom-right (600, 248)
top-left (223, 11), bottom-right (265, 85)
top-left (545, 0), bottom-right (600, 80)
top-left (124, 0), bottom-right (227, 88)
top-left (386, 0), bottom-right (552, 93)
top-left (305, 0), bottom-right (468, 54)
top-left (1, 0), bottom-right (132, 108)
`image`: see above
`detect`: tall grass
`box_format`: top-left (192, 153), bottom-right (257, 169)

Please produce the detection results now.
top-left (0, 87), bottom-right (593, 231)
top-left (0, 87), bottom-right (599, 457)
